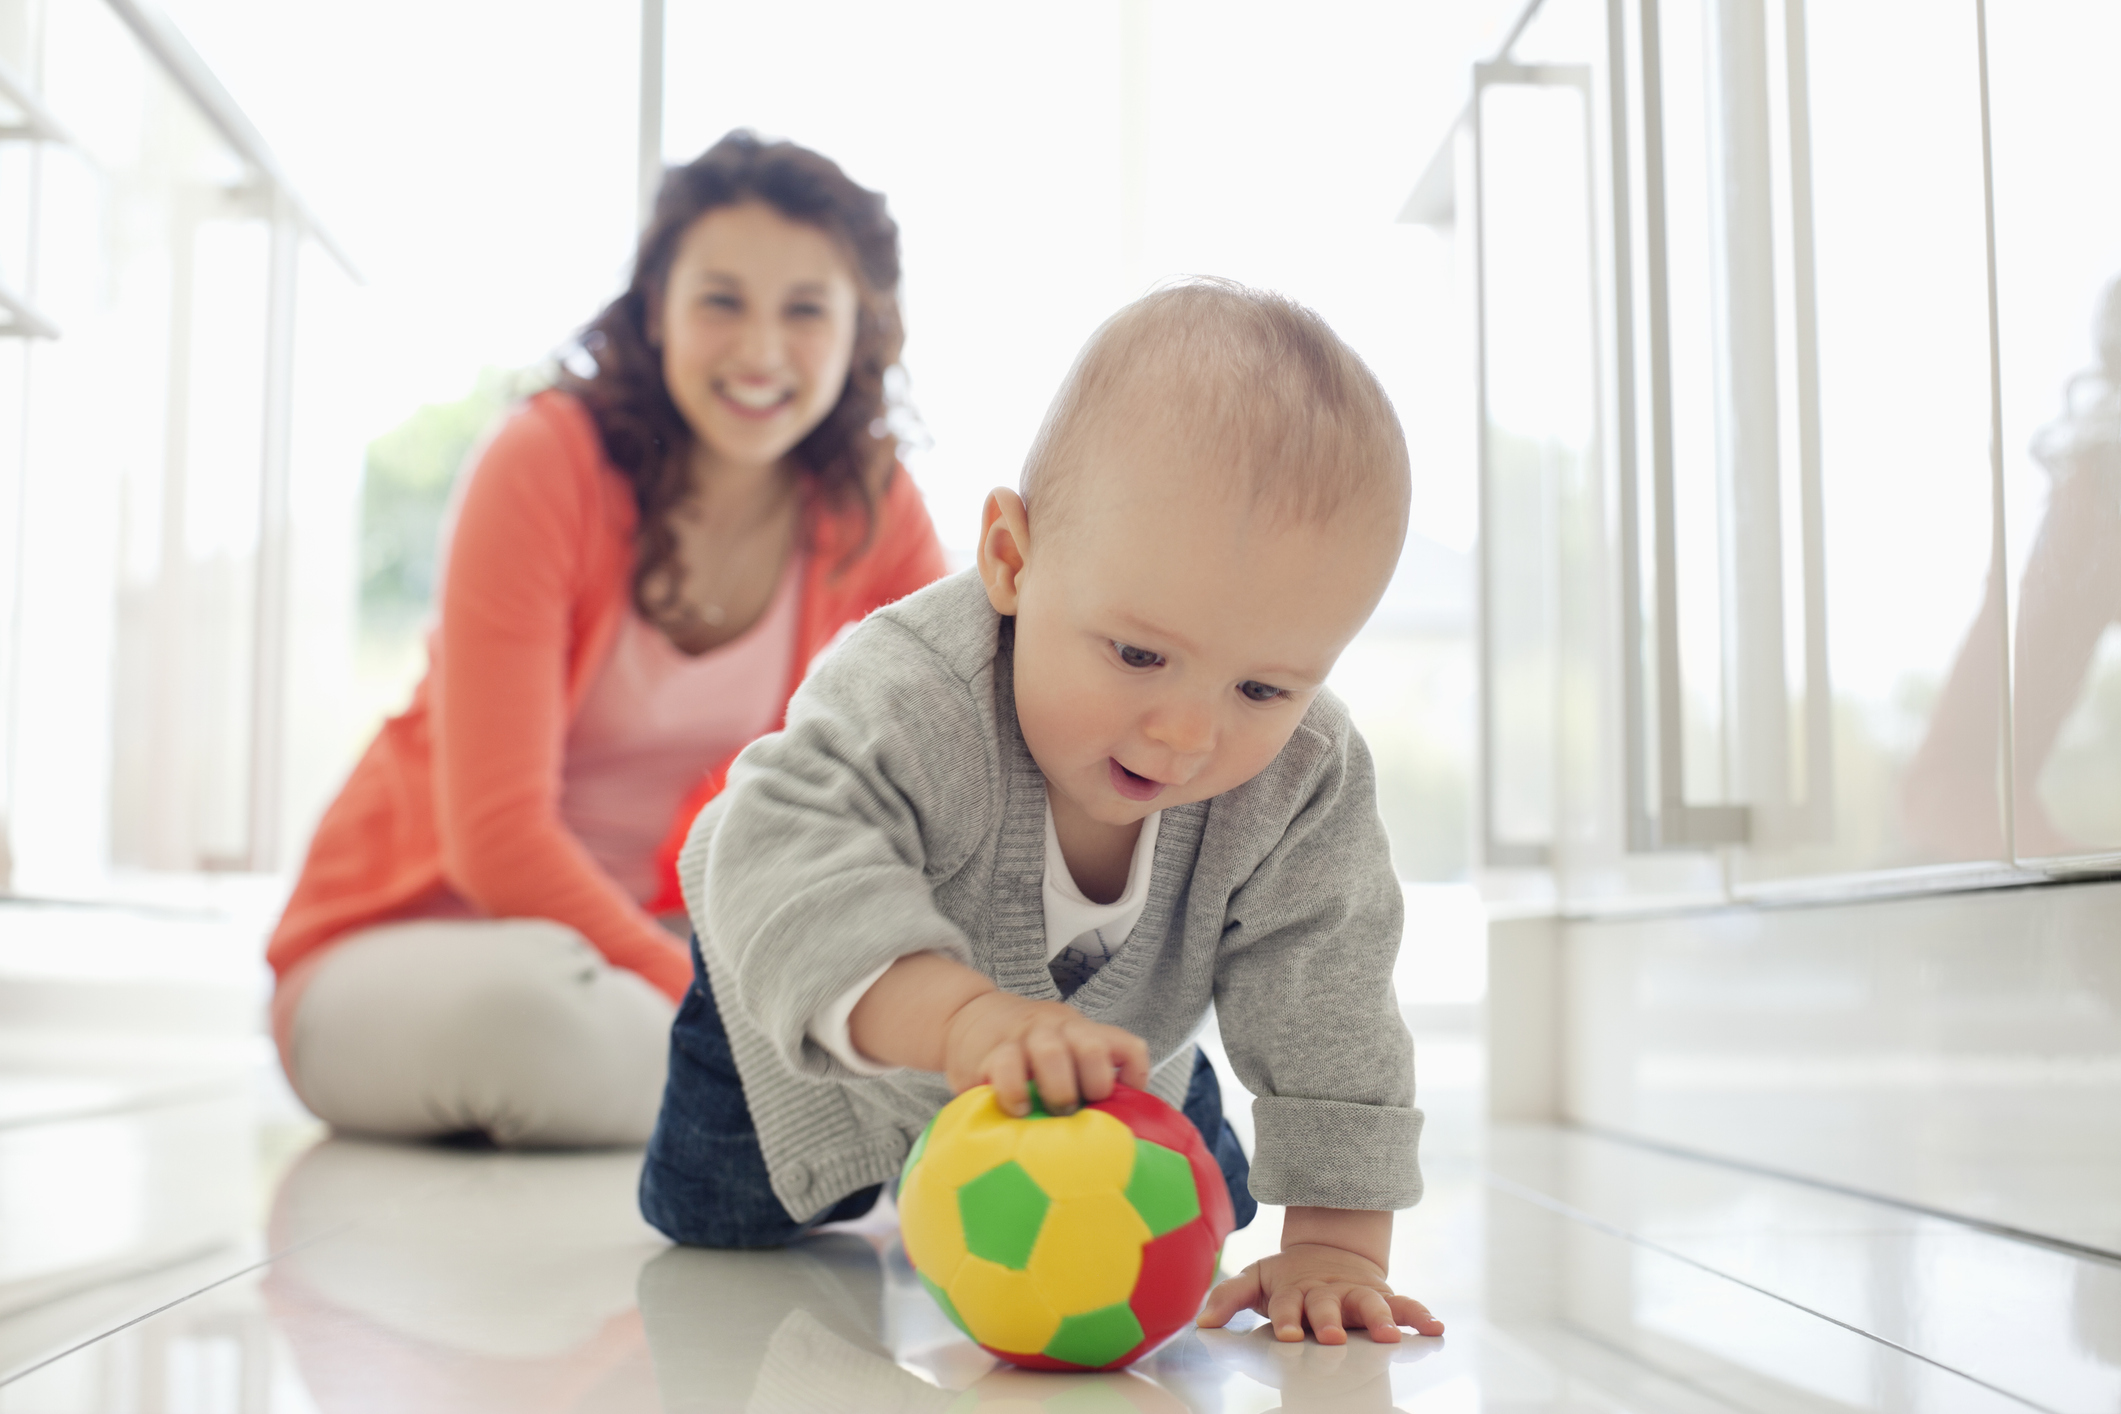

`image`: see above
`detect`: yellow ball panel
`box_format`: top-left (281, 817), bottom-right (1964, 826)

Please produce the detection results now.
top-left (898, 1166), bottom-right (967, 1286)
top-left (926, 1085), bottom-right (999, 1147)
top-left (916, 1090), bottom-right (1024, 1190)
top-left (1012, 1107), bottom-right (1135, 1199)
top-left (949, 1255), bottom-right (1062, 1354)
top-left (1025, 1192), bottom-right (1150, 1315)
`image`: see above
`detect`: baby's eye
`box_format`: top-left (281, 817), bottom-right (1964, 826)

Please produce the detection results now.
top-left (1112, 641), bottom-right (1164, 670)
top-left (1238, 680), bottom-right (1286, 703)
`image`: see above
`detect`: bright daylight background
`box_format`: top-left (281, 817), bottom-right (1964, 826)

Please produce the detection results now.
top-left (136, 0), bottom-right (1525, 1015)
top-left (17, 0), bottom-right (2109, 987)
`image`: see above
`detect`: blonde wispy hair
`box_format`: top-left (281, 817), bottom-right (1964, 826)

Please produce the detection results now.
top-left (1020, 278), bottom-right (1411, 536)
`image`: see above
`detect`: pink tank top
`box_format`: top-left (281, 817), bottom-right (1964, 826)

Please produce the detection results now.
top-left (557, 553), bottom-right (803, 903)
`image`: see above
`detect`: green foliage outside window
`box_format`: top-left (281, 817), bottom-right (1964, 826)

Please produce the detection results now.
top-left (359, 367), bottom-right (545, 630)
top-left (354, 367), bottom-right (547, 729)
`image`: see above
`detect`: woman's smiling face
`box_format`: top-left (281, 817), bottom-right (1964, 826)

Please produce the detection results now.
top-left (653, 201), bottom-right (860, 469)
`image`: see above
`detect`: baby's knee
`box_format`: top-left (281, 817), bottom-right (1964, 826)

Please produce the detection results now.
top-left (637, 1144), bottom-right (805, 1249)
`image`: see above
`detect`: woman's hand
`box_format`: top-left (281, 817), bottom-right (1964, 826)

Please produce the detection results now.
top-left (942, 990), bottom-right (1150, 1115)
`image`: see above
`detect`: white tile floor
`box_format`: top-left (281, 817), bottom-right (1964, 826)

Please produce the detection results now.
top-left (3, 1042), bottom-right (2115, 1414)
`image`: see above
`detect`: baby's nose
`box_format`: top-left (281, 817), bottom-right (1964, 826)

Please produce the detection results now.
top-left (1145, 699), bottom-right (1215, 759)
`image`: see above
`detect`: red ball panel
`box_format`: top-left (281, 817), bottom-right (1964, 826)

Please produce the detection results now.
top-left (1186, 1141), bottom-right (1236, 1243)
top-left (1128, 1216), bottom-right (1221, 1344)
top-left (1108, 1332), bottom-right (1159, 1370)
top-left (1093, 1085), bottom-right (1203, 1159)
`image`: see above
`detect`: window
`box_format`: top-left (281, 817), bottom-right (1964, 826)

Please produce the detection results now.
top-left (1417, 0), bottom-right (2121, 905)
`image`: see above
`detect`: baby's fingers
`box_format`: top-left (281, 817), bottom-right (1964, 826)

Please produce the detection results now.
top-left (985, 1045), bottom-right (1033, 1117)
top-left (1304, 1286), bottom-right (1351, 1345)
top-left (1195, 1266), bottom-right (1263, 1329)
top-left (1114, 1031), bottom-right (1151, 1090)
top-left (1350, 1287), bottom-right (1403, 1343)
top-left (1072, 1034), bottom-right (1118, 1106)
top-left (1266, 1285), bottom-right (1308, 1342)
top-left (1025, 1027), bottom-right (1082, 1113)
top-left (1389, 1293), bottom-right (1445, 1336)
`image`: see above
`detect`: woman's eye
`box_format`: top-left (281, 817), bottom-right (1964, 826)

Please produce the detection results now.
top-left (1113, 642), bottom-right (1164, 669)
top-left (1238, 680), bottom-right (1285, 703)
top-left (787, 302), bottom-right (826, 320)
top-left (704, 293), bottom-right (741, 312)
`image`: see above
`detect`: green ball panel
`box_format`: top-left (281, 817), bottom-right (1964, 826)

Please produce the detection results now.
top-left (919, 1272), bottom-right (971, 1338)
top-left (1041, 1301), bottom-right (1147, 1369)
top-left (957, 1160), bottom-right (1050, 1270)
top-left (1123, 1139), bottom-right (1200, 1238)
top-left (902, 1114), bottom-right (938, 1183)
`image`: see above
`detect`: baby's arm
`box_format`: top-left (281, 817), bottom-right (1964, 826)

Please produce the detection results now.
top-left (1197, 1208), bottom-right (1443, 1343)
top-left (847, 952), bottom-right (1148, 1114)
top-left (1206, 714), bottom-right (1436, 1342)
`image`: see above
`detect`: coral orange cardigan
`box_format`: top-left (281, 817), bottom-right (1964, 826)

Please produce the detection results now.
top-left (267, 391), bottom-right (947, 1004)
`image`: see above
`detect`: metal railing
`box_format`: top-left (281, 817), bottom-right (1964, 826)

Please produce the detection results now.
top-left (101, 0), bottom-right (359, 283)
top-left (0, 54), bottom-right (63, 341)
top-left (1, 0), bottom-right (357, 879)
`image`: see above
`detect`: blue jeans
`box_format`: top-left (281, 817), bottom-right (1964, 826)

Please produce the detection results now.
top-left (639, 938), bottom-right (1258, 1247)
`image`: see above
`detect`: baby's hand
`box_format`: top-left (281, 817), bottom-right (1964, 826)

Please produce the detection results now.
top-left (943, 991), bottom-right (1149, 1115)
top-left (1197, 1244), bottom-right (1443, 1344)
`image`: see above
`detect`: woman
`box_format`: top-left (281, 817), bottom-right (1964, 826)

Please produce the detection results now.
top-left (268, 132), bottom-right (947, 1146)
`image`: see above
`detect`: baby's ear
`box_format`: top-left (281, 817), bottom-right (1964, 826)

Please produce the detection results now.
top-left (977, 489), bottom-right (1031, 615)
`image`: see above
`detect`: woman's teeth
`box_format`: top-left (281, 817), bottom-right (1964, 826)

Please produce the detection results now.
top-left (721, 383), bottom-right (788, 410)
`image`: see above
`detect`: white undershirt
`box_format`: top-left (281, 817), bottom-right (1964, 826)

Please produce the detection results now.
top-left (806, 797), bottom-right (1164, 1075)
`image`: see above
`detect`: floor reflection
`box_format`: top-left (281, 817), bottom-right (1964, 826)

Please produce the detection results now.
top-left (10, 1121), bottom-right (2104, 1412)
top-left (261, 1138), bottom-right (663, 1413)
top-left (637, 1238), bottom-right (912, 1412)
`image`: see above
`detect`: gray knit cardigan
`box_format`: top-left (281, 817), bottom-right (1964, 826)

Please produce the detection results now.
top-left (678, 570), bottom-right (1422, 1222)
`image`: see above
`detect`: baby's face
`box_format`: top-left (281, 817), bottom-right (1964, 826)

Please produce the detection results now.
top-left (988, 445), bottom-right (1399, 830)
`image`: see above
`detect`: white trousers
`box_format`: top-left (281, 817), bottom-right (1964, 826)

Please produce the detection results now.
top-left (287, 919), bottom-right (677, 1148)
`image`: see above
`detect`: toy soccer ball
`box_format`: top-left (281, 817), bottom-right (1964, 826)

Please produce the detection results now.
top-left (898, 1082), bottom-right (1236, 1371)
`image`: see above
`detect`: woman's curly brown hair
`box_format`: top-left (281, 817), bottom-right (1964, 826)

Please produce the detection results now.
top-left (559, 131), bottom-right (906, 627)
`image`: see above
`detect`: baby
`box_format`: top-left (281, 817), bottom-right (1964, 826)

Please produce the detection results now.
top-left (641, 278), bottom-right (1441, 1345)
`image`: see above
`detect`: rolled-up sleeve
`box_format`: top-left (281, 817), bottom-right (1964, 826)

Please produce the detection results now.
top-left (1213, 719), bottom-right (1423, 1211)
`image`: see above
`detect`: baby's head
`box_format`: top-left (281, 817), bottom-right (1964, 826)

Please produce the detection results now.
top-left (978, 279), bottom-right (1410, 828)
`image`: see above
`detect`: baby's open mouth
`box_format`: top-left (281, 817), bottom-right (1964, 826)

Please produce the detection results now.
top-left (1108, 757), bottom-right (1165, 802)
